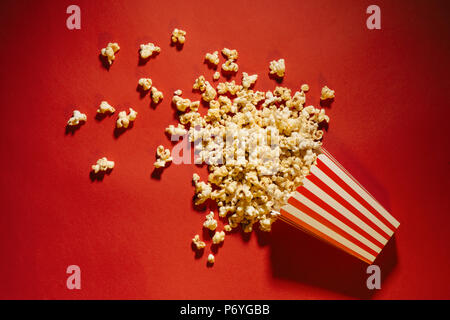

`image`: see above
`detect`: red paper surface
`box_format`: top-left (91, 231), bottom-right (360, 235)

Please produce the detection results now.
top-left (0, 0), bottom-right (449, 299)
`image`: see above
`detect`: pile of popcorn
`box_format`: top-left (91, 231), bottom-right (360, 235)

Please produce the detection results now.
top-left (68, 28), bottom-right (335, 266)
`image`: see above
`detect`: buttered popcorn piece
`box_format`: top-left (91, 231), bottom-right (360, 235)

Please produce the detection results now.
top-left (171, 28), bottom-right (186, 44)
top-left (91, 157), bottom-right (115, 174)
top-left (166, 124), bottom-right (187, 136)
top-left (67, 110), bottom-right (87, 126)
top-left (301, 84), bottom-right (310, 92)
top-left (221, 60), bottom-right (238, 73)
top-left (207, 254), bottom-right (215, 264)
top-left (116, 108), bottom-right (137, 128)
top-left (151, 87), bottom-right (164, 104)
top-left (192, 235), bottom-right (206, 250)
top-left (203, 211), bottom-right (218, 231)
top-left (213, 71), bottom-right (220, 81)
top-left (138, 78), bottom-right (152, 91)
top-left (97, 101), bottom-right (115, 114)
top-left (242, 72), bottom-right (258, 89)
top-left (173, 92), bottom-right (200, 112)
top-left (269, 58), bottom-right (285, 77)
top-left (221, 48), bottom-right (238, 61)
top-left (320, 85), bottom-right (335, 100)
top-left (205, 51), bottom-right (219, 65)
top-left (101, 42), bottom-right (120, 65)
top-left (140, 43), bottom-right (160, 59)
top-left (154, 145), bottom-right (172, 168)
top-left (212, 231), bottom-right (225, 244)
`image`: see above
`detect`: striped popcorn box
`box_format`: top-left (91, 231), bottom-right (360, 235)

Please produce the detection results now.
top-left (280, 148), bottom-right (400, 264)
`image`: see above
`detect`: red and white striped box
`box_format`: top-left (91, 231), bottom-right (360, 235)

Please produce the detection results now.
top-left (280, 149), bottom-right (400, 264)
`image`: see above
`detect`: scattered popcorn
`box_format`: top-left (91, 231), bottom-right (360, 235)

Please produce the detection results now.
top-left (213, 71), bottom-right (220, 81)
top-left (154, 145), bottom-right (172, 168)
top-left (320, 85), bottom-right (335, 100)
top-left (166, 124), bottom-right (187, 136)
top-left (91, 157), bottom-right (115, 174)
top-left (67, 110), bottom-right (87, 126)
top-left (205, 51), bottom-right (219, 65)
top-left (174, 89), bottom-right (182, 96)
top-left (171, 28), bottom-right (186, 44)
top-left (101, 42), bottom-right (120, 65)
top-left (97, 101), bottom-right (115, 114)
top-left (138, 78), bottom-right (152, 91)
top-left (193, 75), bottom-right (207, 92)
top-left (221, 48), bottom-right (238, 61)
top-left (242, 72), bottom-right (258, 89)
top-left (193, 173), bottom-right (200, 184)
top-left (173, 92), bottom-right (200, 112)
top-left (202, 82), bottom-right (217, 102)
top-left (140, 43), bottom-right (160, 59)
top-left (222, 60), bottom-right (238, 73)
top-left (269, 58), bottom-right (285, 78)
top-left (207, 254), bottom-right (215, 264)
top-left (203, 211), bottom-right (218, 231)
top-left (212, 231), bottom-right (225, 244)
top-left (223, 225), bottom-right (232, 232)
top-left (216, 80), bottom-right (243, 95)
top-left (116, 108), bottom-right (137, 128)
top-left (192, 234), bottom-right (206, 250)
top-left (151, 87), bottom-right (164, 104)
top-left (301, 84), bottom-right (309, 92)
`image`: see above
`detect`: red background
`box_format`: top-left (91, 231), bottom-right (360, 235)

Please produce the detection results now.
top-left (0, 0), bottom-right (449, 299)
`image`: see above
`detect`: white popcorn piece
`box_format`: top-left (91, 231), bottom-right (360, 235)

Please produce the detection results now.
top-left (269, 58), bottom-right (285, 77)
top-left (192, 234), bottom-right (206, 250)
top-left (116, 108), bottom-right (137, 128)
top-left (91, 157), bottom-right (115, 174)
top-left (301, 84), bottom-right (310, 92)
top-left (205, 51), bottom-right (219, 65)
top-left (101, 42), bottom-right (120, 65)
top-left (171, 28), bottom-right (186, 44)
top-left (154, 145), bottom-right (172, 168)
top-left (242, 72), bottom-right (258, 89)
top-left (320, 85), bottom-right (335, 100)
top-left (221, 60), bottom-right (238, 73)
top-left (212, 231), bottom-right (225, 244)
top-left (207, 254), bottom-right (215, 264)
top-left (223, 225), bottom-right (232, 232)
top-left (140, 43), bottom-right (160, 59)
top-left (97, 101), bottom-right (115, 114)
top-left (174, 89), bottom-right (182, 96)
top-left (67, 110), bottom-right (87, 126)
top-left (151, 87), bottom-right (164, 104)
top-left (166, 124), bottom-right (187, 136)
top-left (213, 71), bottom-right (220, 81)
top-left (138, 78), bottom-right (153, 91)
top-left (221, 48), bottom-right (238, 61)
top-left (193, 173), bottom-right (200, 184)
top-left (203, 211), bottom-right (218, 231)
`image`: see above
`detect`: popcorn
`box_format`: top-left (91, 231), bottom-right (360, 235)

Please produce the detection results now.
top-left (269, 58), bottom-right (285, 77)
top-left (221, 60), bottom-right (238, 73)
top-left (203, 211), bottom-right (218, 231)
top-left (91, 157), bottom-right (115, 174)
top-left (205, 51), bottom-right (219, 65)
top-left (154, 145), bottom-right (172, 168)
top-left (166, 124), bottom-right (187, 136)
top-left (223, 225), bottom-right (232, 232)
top-left (193, 76), bottom-right (207, 92)
top-left (301, 84), bottom-right (309, 92)
top-left (138, 78), bottom-right (152, 91)
top-left (97, 101), bottom-right (115, 114)
top-left (101, 42), bottom-right (120, 65)
top-left (320, 85), bottom-right (335, 100)
top-left (213, 71), bottom-right (220, 81)
top-left (221, 48), bottom-right (238, 61)
top-left (216, 80), bottom-right (242, 95)
top-left (174, 89), bottom-right (182, 96)
top-left (173, 92), bottom-right (199, 112)
top-left (116, 108), bottom-right (137, 128)
top-left (192, 234), bottom-right (206, 250)
top-left (212, 231), bottom-right (225, 244)
top-left (242, 72), bottom-right (258, 89)
top-left (67, 110), bottom-right (87, 126)
top-left (171, 28), bottom-right (186, 44)
top-left (193, 173), bottom-right (200, 184)
top-left (207, 254), bottom-right (215, 264)
top-left (140, 43), bottom-right (160, 59)
top-left (202, 82), bottom-right (217, 102)
top-left (151, 87), bottom-right (164, 104)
